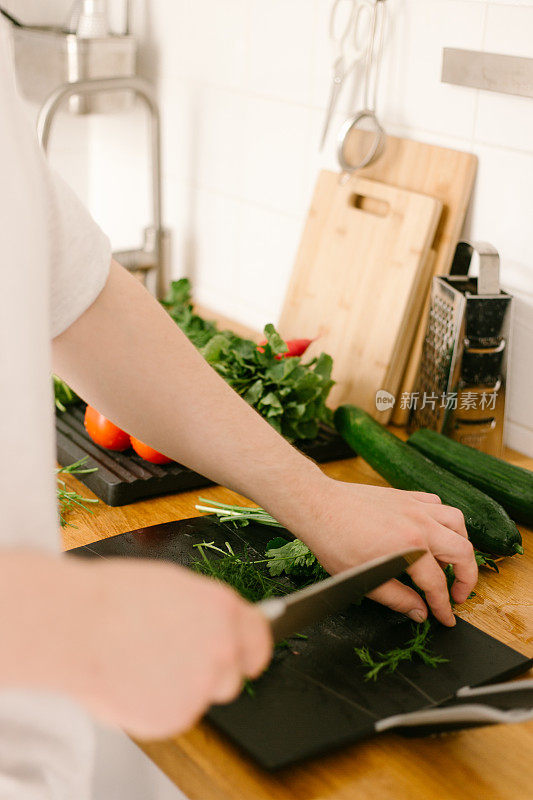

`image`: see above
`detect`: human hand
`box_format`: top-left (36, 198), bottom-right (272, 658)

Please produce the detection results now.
top-left (282, 476), bottom-right (478, 627)
top-left (67, 558), bottom-right (272, 739)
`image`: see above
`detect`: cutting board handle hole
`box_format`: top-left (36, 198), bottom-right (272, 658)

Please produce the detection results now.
top-left (349, 194), bottom-right (389, 217)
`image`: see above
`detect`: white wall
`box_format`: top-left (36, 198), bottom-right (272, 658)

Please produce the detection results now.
top-left (6, 0), bottom-right (92, 199)
top-left (135, 0), bottom-right (533, 455)
top-left (9, 0), bottom-right (533, 453)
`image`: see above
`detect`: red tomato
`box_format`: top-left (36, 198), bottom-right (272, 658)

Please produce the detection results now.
top-left (84, 406), bottom-right (131, 451)
top-left (130, 437), bottom-right (173, 465)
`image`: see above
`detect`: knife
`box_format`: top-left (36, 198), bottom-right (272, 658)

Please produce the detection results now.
top-left (257, 548), bottom-right (426, 642)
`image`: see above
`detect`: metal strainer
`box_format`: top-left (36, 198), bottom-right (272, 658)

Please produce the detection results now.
top-left (337, 0), bottom-right (387, 173)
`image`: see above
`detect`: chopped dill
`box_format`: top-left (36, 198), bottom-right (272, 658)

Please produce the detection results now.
top-left (190, 541), bottom-right (290, 603)
top-left (354, 619), bottom-right (448, 681)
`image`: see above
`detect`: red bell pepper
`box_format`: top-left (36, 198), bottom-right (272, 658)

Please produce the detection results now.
top-left (257, 337), bottom-right (314, 360)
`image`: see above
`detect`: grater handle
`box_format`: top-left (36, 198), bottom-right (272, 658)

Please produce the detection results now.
top-left (450, 240), bottom-right (500, 295)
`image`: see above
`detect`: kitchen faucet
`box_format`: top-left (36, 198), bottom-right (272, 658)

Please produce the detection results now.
top-left (36, 75), bottom-right (170, 297)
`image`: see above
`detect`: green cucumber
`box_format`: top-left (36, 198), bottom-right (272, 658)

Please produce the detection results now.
top-left (333, 405), bottom-right (523, 557)
top-left (408, 428), bottom-right (533, 526)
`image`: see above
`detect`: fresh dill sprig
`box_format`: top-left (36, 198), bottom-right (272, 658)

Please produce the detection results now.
top-left (354, 619), bottom-right (448, 681)
top-left (194, 497), bottom-right (458, 683)
top-left (444, 549), bottom-right (499, 601)
top-left (195, 498), bottom-right (284, 529)
top-left (56, 458), bottom-right (98, 527)
top-left (195, 499), bottom-right (328, 585)
top-left (190, 541), bottom-right (290, 603)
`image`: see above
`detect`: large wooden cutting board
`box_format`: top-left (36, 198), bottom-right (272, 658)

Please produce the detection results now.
top-left (342, 132), bottom-right (477, 424)
top-left (279, 174), bottom-right (442, 423)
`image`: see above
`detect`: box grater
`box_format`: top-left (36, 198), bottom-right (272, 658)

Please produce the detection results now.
top-left (409, 241), bottom-right (512, 456)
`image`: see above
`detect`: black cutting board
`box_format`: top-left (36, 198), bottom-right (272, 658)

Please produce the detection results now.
top-left (56, 404), bottom-right (354, 506)
top-left (69, 515), bottom-right (532, 770)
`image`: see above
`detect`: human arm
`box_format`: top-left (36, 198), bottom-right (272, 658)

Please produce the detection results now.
top-left (53, 261), bottom-right (478, 626)
top-left (0, 550), bottom-right (270, 739)
top-left (0, 18), bottom-right (269, 738)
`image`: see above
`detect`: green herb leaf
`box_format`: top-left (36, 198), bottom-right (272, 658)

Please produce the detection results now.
top-left (53, 375), bottom-right (79, 413)
top-left (354, 620), bottom-right (448, 681)
top-left (190, 541), bottom-right (289, 603)
top-left (56, 458), bottom-right (98, 527)
top-left (160, 283), bottom-right (334, 442)
top-left (266, 538), bottom-right (328, 584)
top-left (263, 323), bottom-right (288, 356)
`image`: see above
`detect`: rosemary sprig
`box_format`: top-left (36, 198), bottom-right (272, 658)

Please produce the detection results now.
top-left (56, 458), bottom-right (98, 527)
top-left (354, 619), bottom-right (448, 681)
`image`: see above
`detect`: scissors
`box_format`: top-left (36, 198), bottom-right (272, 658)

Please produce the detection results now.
top-left (319, 0), bottom-right (374, 149)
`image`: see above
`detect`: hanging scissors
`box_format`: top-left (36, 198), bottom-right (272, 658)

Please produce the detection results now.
top-left (319, 0), bottom-right (373, 150)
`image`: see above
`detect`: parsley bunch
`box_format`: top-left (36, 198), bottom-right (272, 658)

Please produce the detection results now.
top-left (201, 324), bottom-right (333, 441)
top-left (265, 537), bottom-right (328, 585)
top-left (161, 279), bottom-right (334, 442)
top-left (161, 278), bottom-right (218, 348)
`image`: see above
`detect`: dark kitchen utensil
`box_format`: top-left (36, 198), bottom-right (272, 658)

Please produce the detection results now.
top-left (69, 515), bottom-right (533, 770)
top-left (56, 404), bottom-right (355, 506)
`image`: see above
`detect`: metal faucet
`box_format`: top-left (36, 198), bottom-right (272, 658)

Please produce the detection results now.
top-left (36, 75), bottom-right (169, 297)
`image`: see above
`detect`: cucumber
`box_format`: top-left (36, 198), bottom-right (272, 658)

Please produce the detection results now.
top-left (408, 428), bottom-right (533, 526)
top-left (333, 405), bottom-right (523, 557)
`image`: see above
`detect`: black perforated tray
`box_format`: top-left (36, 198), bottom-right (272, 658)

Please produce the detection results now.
top-left (69, 514), bottom-right (532, 771)
top-left (56, 404), bottom-right (355, 506)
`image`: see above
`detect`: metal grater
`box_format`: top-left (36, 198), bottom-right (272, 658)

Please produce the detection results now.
top-left (409, 241), bottom-right (512, 456)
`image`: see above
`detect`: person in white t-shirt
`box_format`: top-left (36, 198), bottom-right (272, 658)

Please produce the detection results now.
top-left (0, 14), bottom-right (477, 800)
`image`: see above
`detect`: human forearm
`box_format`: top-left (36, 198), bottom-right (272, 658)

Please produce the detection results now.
top-left (53, 261), bottom-right (478, 625)
top-left (52, 261), bottom-right (325, 523)
top-left (0, 551), bottom-right (95, 695)
top-left (0, 549), bottom-right (270, 737)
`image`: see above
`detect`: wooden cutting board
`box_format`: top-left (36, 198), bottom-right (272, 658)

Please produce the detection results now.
top-left (341, 132), bottom-right (477, 424)
top-left (279, 174), bottom-right (442, 423)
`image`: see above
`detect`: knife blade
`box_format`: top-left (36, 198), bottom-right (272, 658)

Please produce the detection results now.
top-left (258, 548), bottom-right (426, 642)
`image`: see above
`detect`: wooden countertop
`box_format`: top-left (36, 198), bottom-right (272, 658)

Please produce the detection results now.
top-left (60, 443), bottom-right (533, 800)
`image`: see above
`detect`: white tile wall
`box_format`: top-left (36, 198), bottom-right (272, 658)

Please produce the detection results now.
top-left (378, 0), bottom-right (487, 140)
top-left (241, 96), bottom-right (314, 215)
top-left (247, 0), bottom-right (315, 105)
top-left (16, 0), bottom-right (533, 453)
top-left (475, 4), bottom-right (533, 153)
top-left (10, 1), bottom-right (92, 207)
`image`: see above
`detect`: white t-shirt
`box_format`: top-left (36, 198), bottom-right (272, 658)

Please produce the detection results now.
top-left (0, 16), bottom-right (111, 798)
